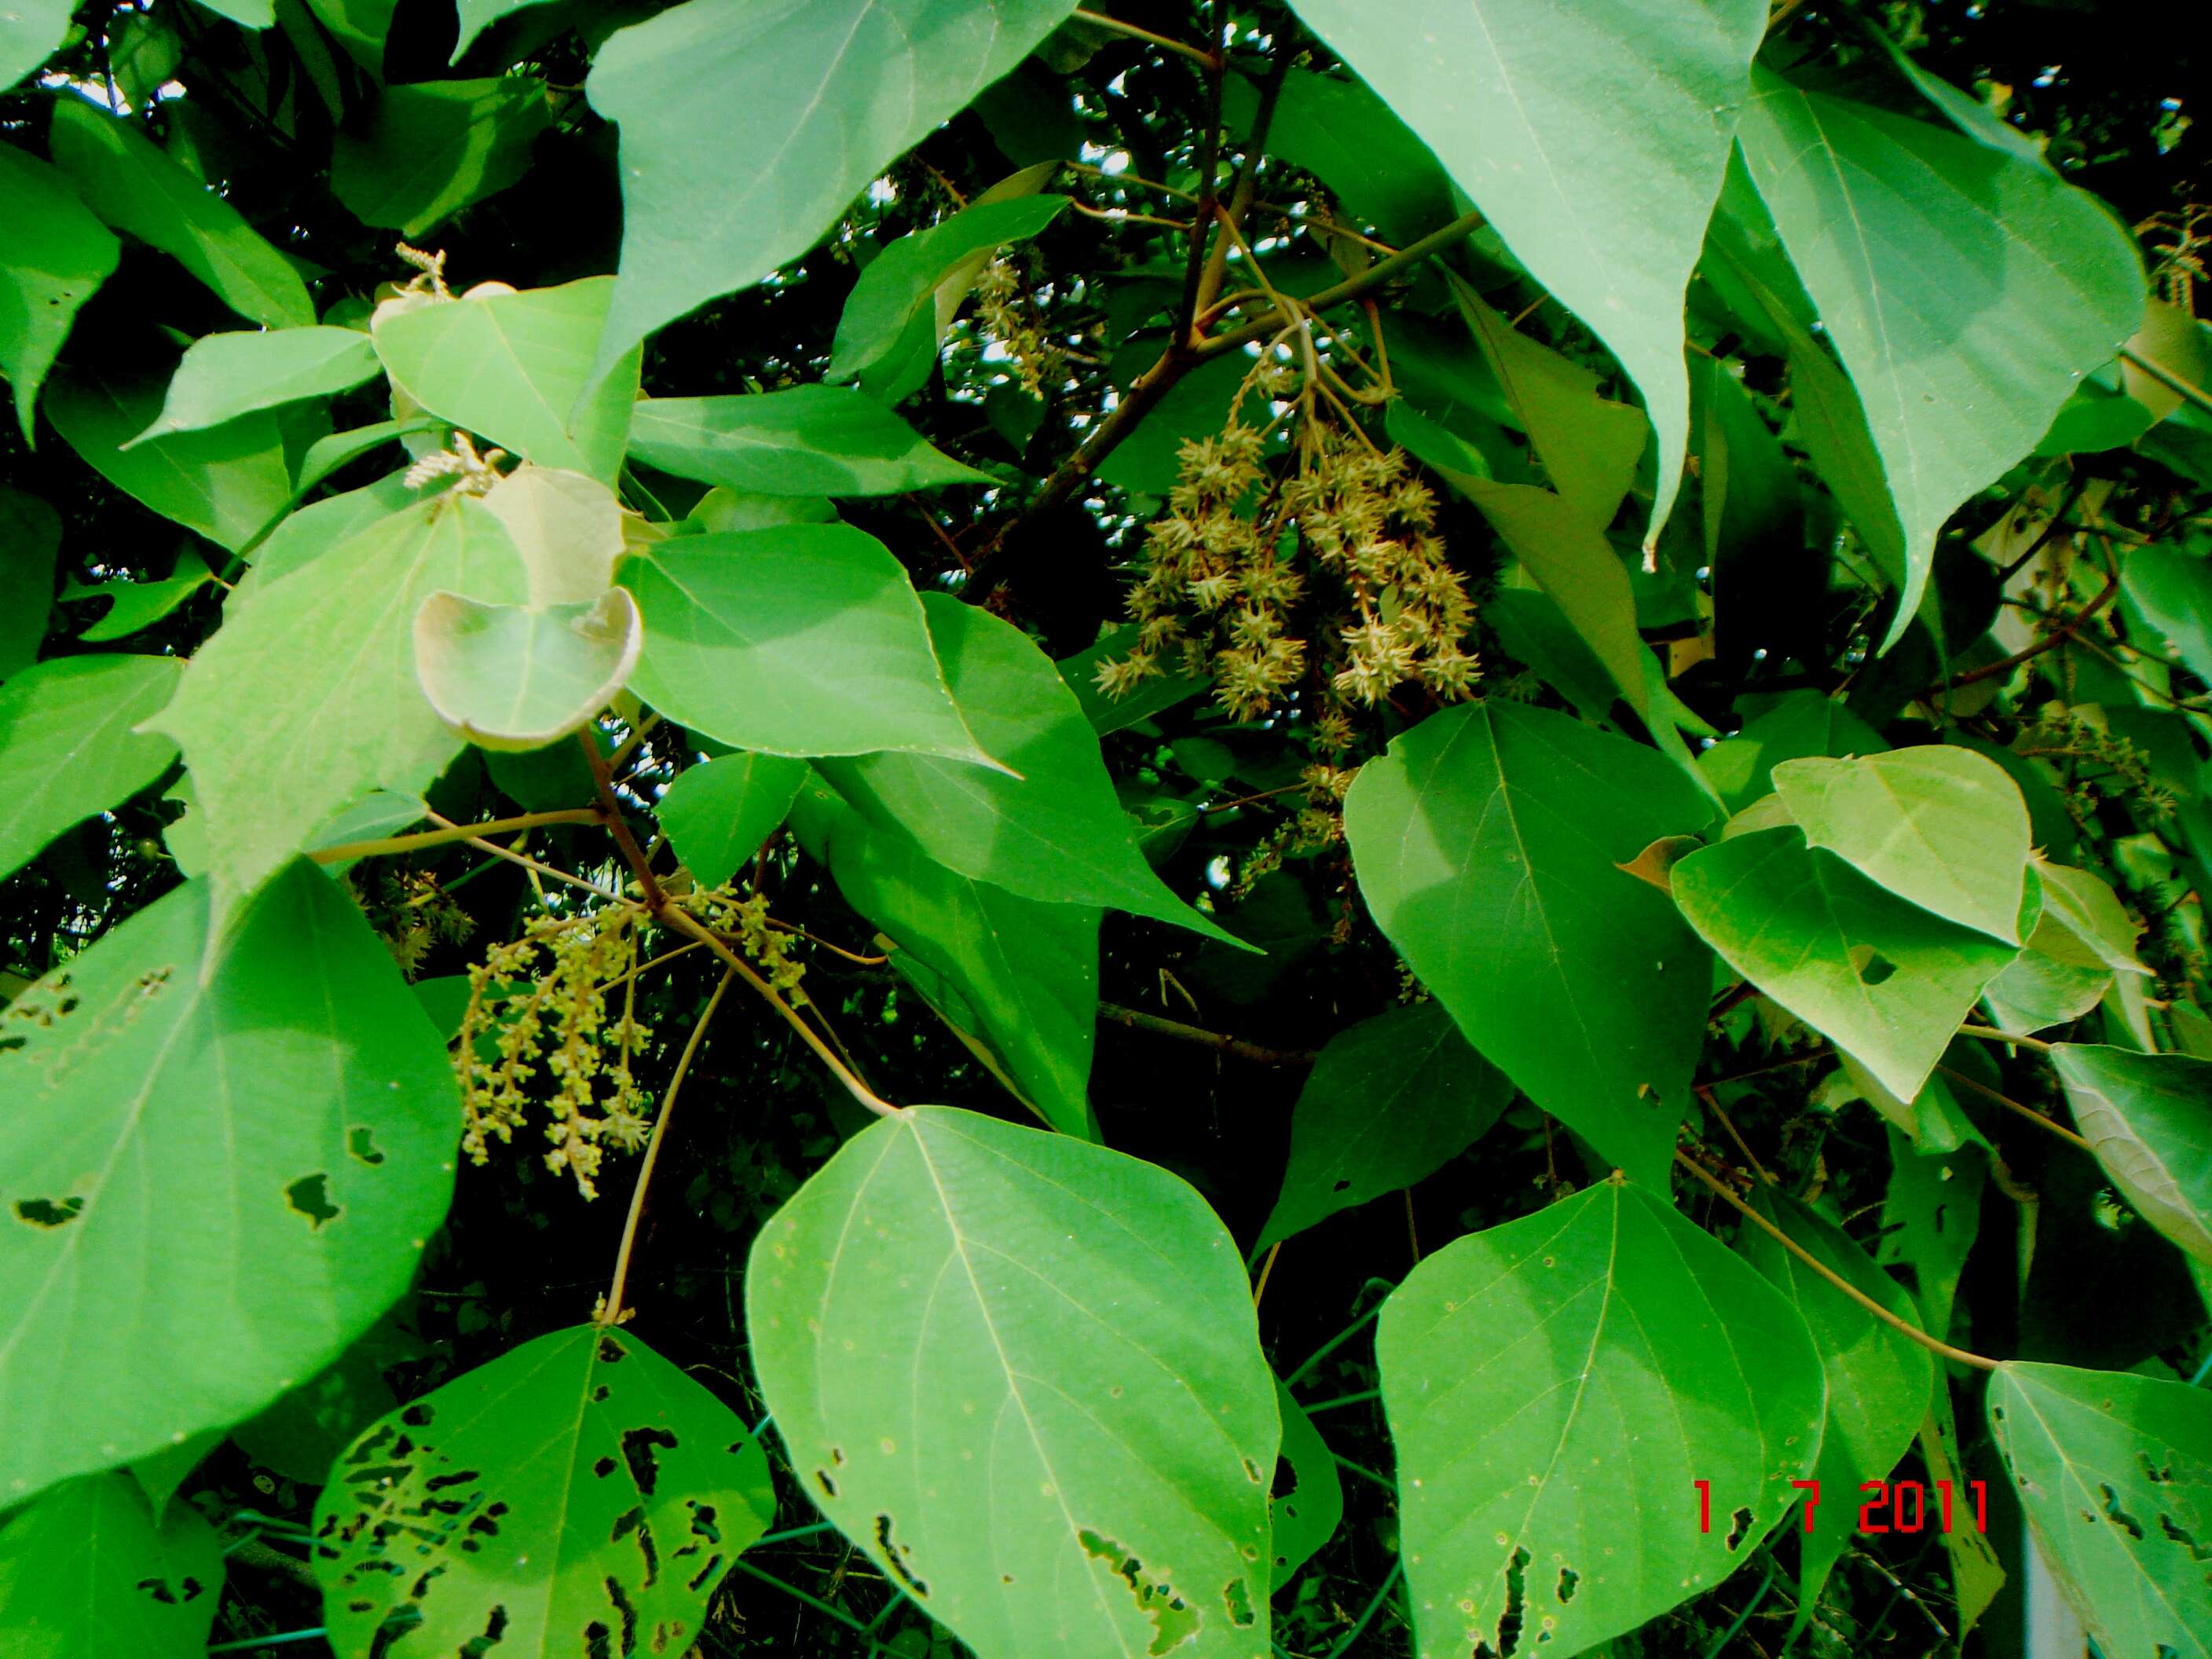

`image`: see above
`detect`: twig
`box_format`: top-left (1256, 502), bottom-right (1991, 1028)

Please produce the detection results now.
top-left (1097, 1000), bottom-right (1319, 1065)
top-left (1934, 1064), bottom-right (2094, 1153)
top-left (1252, 1240), bottom-right (1282, 1307)
top-left (2120, 342), bottom-right (2212, 418)
top-left (1954, 1024), bottom-right (2054, 1053)
top-left (1675, 1152), bottom-right (2001, 1371)
top-left (1936, 526), bottom-right (2122, 692)
top-left (580, 731), bottom-right (668, 913)
top-left (309, 808), bottom-right (601, 865)
top-left (601, 965), bottom-right (737, 1326)
top-left (1696, 1085), bottom-right (1776, 1185)
top-left (1071, 6), bottom-right (1221, 69)
top-left (424, 815), bottom-right (624, 901)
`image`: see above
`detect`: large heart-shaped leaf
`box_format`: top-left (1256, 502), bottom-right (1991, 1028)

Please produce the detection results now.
top-left (126, 327), bottom-right (381, 446)
top-left (1734, 68), bottom-right (2144, 647)
top-left (331, 76), bottom-right (550, 236)
top-left (1772, 745), bottom-right (2033, 942)
top-left (1255, 998), bottom-right (1512, 1250)
top-left (584, 0), bottom-right (1081, 366)
top-left (371, 277), bottom-right (639, 483)
top-left (1379, 1181), bottom-right (1826, 1659)
top-left (2, 0), bottom-right (71, 92)
top-left (628, 387), bottom-right (991, 496)
top-left (1697, 689), bottom-right (1887, 815)
top-left (1672, 826), bottom-right (2020, 1102)
top-left (413, 585), bottom-right (641, 752)
top-left (2051, 1044), bottom-right (2212, 1267)
top-left (48, 97), bottom-right (313, 329)
top-left (817, 593), bottom-right (1242, 947)
top-left (620, 525), bottom-right (990, 765)
top-left (1285, 0), bottom-right (1768, 547)
top-left (0, 862), bottom-right (460, 1504)
top-left (0, 144), bottom-right (119, 440)
top-left (1987, 1362), bottom-right (2212, 1659)
top-left (1341, 700), bottom-right (1716, 1184)
top-left (477, 464), bottom-right (625, 606)
top-left (746, 1104), bottom-right (1278, 1659)
top-left (148, 495), bottom-right (529, 898)
top-left (0, 654), bottom-right (182, 881)
top-left (0, 1472), bottom-right (224, 1659)
top-left (313, 1325), bottom-right (774, 1659)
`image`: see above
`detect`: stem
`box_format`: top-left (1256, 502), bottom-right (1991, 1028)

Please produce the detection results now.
top-left (1696, 1084), bottom-right (1775, 1185)
top-left (1071, 6), bottom-right (1221, 69)
top-left (1283, 1298), bottom-right (1386, 1388)
top-left (2120, 342), bottom-right (2212, 418)
top-left (1934, 1064), bottom-right (2094, 1153)
top-left (1674, 1152), bottom-right (2001, 1372)
top-left (1251, 1239), bottom-right (1282, 1306)
top-left (425, 814), bottom-right (625, 902)
top-left (1097, 1001), bottom-right (1319, 1065)
top-left (207, 1633), bottom-right (328, 1655)
top-left (601, 965), bottom-right (737, 1327)
top-left (309, 808), bottom-right (602, 865)
top-left (1193, 209), bottom-right (1487, 362)
top-left (580, 731), bottom-right (668, 914)
top-left (1954, 1024), bottom-right (2054, 1053)
top-left (1936, 526), bottom-right (2122, 692)
top-left (1320, 1562), bottom-right (1404, 1659)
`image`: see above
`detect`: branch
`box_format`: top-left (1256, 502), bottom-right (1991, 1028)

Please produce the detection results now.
top-left (601, 965), bottom-right (737, 1326)
top-left (1675, 1152), bottom-right (2001, 1372)
top-left (1933, 528), bottom-right (2121, 693)
top-left (1071, 7), bottom-right (1221, 70)
top-left (2120, 342), bottom-right (2212, 419)
top-left (579, 730), bottom-right (668, 914)
top-left (1935, 1064), bottom-right (2094, 1153)
top-left (1097, 1000), bottom-right (1318, 1065)
top-left (309, 808), bottom-right (602, 865)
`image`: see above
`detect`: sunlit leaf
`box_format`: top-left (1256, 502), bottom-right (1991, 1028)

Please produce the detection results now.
top-left (331, 77), bottom-right (550, 236)
top-left (2052, 1043), bottom-right (2212, 1268)
top-left (0, 1472), bottom-right (224, 1659)
top-left (657, 752), bottom-right (811, 890)
top-left (0, 654), bottom-right (182, 881)
top-left (1, 0), bottom-right (72, 93)
top-left (0, 143), bottom-right (119, 441)
top-left (628, 386), bottom-right (991, 496)
top-left (126, 327), bottom-right (380, 446)
top-left (413, 585), bottom-right (641, 752)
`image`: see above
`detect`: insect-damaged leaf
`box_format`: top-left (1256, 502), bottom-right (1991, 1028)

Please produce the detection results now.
top-left (0, 862), bottom-right (460, 1506)
top-left (0, 143), bottom-right (119, 441)
top-left (1269, 1380), bottom-right (1344, 1593)
top-left (2051, 1044), bottom-right (2212, 1268)
top-left (1379, 1181), bottom-right (1826, 1659)
top-left (745, 1104), bottom-right (1277, 1659)
top-left (313, 1325), bottom-right (772, 1659)
top-left (1341, 700), bottom-right (1716, 1184)
top-left (1987, 1362), bottom-right (2212, 1659)
top-left (0, 1471), bottom-right (225, 1659)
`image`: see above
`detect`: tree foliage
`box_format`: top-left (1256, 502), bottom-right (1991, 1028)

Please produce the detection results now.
top-left (2, 2), bottom-right (2210, 1657)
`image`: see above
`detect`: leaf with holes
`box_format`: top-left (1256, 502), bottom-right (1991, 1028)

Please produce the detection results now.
top-left (1773, 745), bottom-right (2033, 943)
top-left (0, 654), bottom-right (182, 882)
top-left (1672, 826), bottom-right (2021, 1103)
top-left (1341, 700), bottom-right (1716, 1185)
top-left (745, 1104), bottom-right (1277, 1659)
top-left (817, 594), bottom-right (1244, 947)
top-left (413, 586), bottom-right (642, 753)
top-left (2051, 1044), bottom-right (2212, 1268)
top-left (63, 548), bottom-right (216, 642)
top-left (657, 752), bottom-right (811, 890)
top-left (371, 277), bottom-right (639, 484)
top-left (0, 862), bottom-right (460, 1505)
top-left (1987, 1362), bottom-right (2212, 1659)
top-left (1379, 1180), bottom-right (1826, 1659)
top-left (1255, 998), bottom-right (1512, 1251)
top-left (1285, 0), bottom-right (1767, 548)
top-left (1736, 1188), bottom-right (1934, 1627)
top-left (1269, 1381), bottom-right (1343, 1593)
top-left (627, 387), bottom-right (991, 496)
top-left (1734, 68), bottom-right (2144, 648)
top-left (313, 1324), bottom-right (772, 1659)
top-left (621, 525), bottom-right (991, 766)
top-left (584, 0), bottom-right (1082, 367)
top-left (0, 1471), bottom-right (225, 1659)
top-left (0, 144), bottom-right (119, 441)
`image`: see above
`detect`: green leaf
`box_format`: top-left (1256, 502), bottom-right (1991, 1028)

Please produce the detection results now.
top-left (584, 0), bottom-right (1082, 367)
top-left (1341, 701), bottom-right (1716, 1185)
top-left (1734, 68), bottom-right (2144, 649)
top-left (412, 585), bottom-right (641, 752)
top-left (1983, 858), bottom-right (2144, 1035)
top-left (0, 1473), bottom-right (224, 1659)
top-left (1255, 999), bottom-right (1512, 1251)
top-left (1987, 1362), bottom-right (2212, 1659)
top-left (2051, 1043), bottom-right (2212, 1268)
top-left (0, 654), bottom-right (183, 881)
top-left (2122, 542), bottom-right (2212, 689)
top-left (1877, 1126), bottom-right (1984, 1338)
top-left (657, 752), bottom-right (811, 889)
top-left (1672, 826), bottom-right (2021, 1102)
top-left (244, 470), bottom-right (419, 590)
top-left (1379, 1181), bottom-right (1826, 1659)
top-left (303, 0), bottom-right (394, 72)
top-left (48, 97), bottom-right (313, 329)
top-left (125, 326), bottom-right (380, 446)
top-left (745, 1104), bottom-right (1277, 1659)
top-left (0, 862), bottom-right (460, 1503)
top-left (0, 485), bottom-right (60, 676)
top-left (818, 594), bottom-right (1243, 947)
top-left (331, 77), bottom-right (551, 236)
top-left (452, 0), bottom-right (560, 61)
top-left (0, 142), bottom-right (119, 441)
top-left (811, 787), bottom-right (1099, 1137)
top-left (1736, 1188), bottom-right (1934, 1625)
top-left (2, 0), bottom-right (72, 92)
top-left (313, 1325), bottom-right (773, 1659)
top-left (370, 277), bottom-right (639, 484)
top-left (230, 1320), bottom-right (407, 1484)
top-left (1697, 690), bottom-right (1887, 816)
top-left (620, 525), bottom-right (991, 764)
top-left (45, 363), bottom-right (293, 553)
top-left (833, 194), bottom-right (1070, 401)
top-left (628, 386), bottom-right (991, 496)
top-left (477, 463), bottom-right (627, 606)
top-left (1772, 745), bottom-right (2033, 942)
top-left (193, 0), bottom-right (276, 24)
top-left (1224, 67), bottom-right (1456, 246)
top-left (148, 494), bottom-right (529, 898)
top-left (1286, 0), bottom-right (1767, 549)
top-left (1269, 1381), bottom-right (1342, 1592)
top-left (1061, 622), bottom-right (1207, 734)
top-left (64, 547), bottom-right (216, 641)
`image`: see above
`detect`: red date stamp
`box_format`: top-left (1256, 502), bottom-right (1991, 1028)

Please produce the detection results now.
top-left (1695, 1478), bottom-right (1988, 1535)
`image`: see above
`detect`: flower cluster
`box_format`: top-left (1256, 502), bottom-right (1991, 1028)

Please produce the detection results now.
top-left (354, 868), bottom-right (474, 979)
top-left (974, 255), bottom-right (1066, 398)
